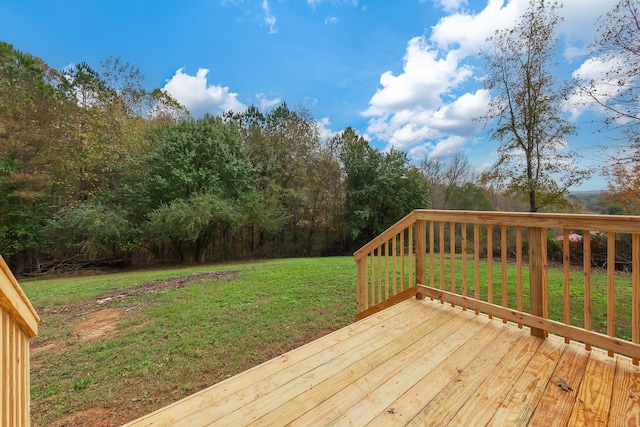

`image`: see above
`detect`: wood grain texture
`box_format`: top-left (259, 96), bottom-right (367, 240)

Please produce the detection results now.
top-left (418, 285), bottom-right (640, 361)
top-left (125, 299), bottom-right (640, 427)
top-left (608, 357), bottom-right (640, 426)
top-left (527, 342), bottom-right (590, 427)
top-left (567, 348), bottom-right (616, 426)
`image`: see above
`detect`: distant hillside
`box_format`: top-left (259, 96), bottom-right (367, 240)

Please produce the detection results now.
top-left (569, 191), bottom-right (607, 214)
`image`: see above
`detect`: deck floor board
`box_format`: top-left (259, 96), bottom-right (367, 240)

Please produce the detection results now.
top-left (123, 298), bottom-right (640, 427)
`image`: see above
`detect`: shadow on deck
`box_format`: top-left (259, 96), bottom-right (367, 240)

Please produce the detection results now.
top-left (124, 297), bottom-right (640, 426)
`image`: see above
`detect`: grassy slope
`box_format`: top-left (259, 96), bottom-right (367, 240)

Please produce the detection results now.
top-left (21, 256), bottom-right (634, 426)
top-left (23, 257), bottom-right (356, 426)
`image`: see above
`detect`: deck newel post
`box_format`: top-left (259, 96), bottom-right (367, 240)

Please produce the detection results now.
top-left (415, 219), bottom-right (427, 300)
top-left (356, 256), bottom-right (368, 315)
top-left (529, 226), bottom-right (547, 338)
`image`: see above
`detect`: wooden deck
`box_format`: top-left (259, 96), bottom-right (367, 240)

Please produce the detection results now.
top-left (125, 297), bottom-right (640, 426)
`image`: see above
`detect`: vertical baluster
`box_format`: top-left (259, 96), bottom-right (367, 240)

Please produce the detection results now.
top-left (384, 240), bottom-right (389, 300)
top-left (516, 226), bottom-right (523, 328)
top-left (474, 223), bottom-right (480, 315)
top-left (415, 220), bottom-right (427, 300)
top-left (409, 225), bottom-right (414, 288)
top-left (487, 224), bottom-right (493, 319)
top-left (501, 224), bottom-right (508, 323)
top-left (563, 228), bottom-right (571, 343)
top-left (439, 222), bottom-right (445, 293)
top-left (633, 233), bottom-right (639, 365)
top-left (377, 247), bottom-right (382, 304)
top-left (607, 232), bottom-right (615, 357)
top-left (429, 221), bottom-right (435, 290)
top-left (370, 251), bottom-right (376, 305)
top-left (400, 230), bottom-right (405, 291)
top-left (462, 223), bottom-right (468, 311)
top-left (392, 235), bottom-right (397, 296)
top-left (450, 222), bottom-right (456, 307)
top-left (584, 229), bottom-right (592, 351)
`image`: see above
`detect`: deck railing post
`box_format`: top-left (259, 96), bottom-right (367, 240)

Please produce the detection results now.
top-left (529, 226), bottom-right (547, 338)
top-left (415, 219), bottom-right (427, 300)
top-left (356, 256), bottom-right (368, 314)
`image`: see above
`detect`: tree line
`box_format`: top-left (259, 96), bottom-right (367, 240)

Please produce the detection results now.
top-left (2, 0), bottom-right (639, 274)
top-left (1, 43), bottom-right (437, 274)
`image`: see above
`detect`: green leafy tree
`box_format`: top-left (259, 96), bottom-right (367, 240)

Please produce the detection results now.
top-left (126, 115), bottom-right (261, 262)
top-left (0, 42), bottom-right (70, 269)
top-left (45, 203), bottom-right (134, 268)
top-left (445, 183), bottom-right (494, 211)
top-left (145, 194), bottom-right (238, 262)
top-left (55, 58), bottom-right (187, 203)
top-left (336, 127), bottom-right (430, 247)
top-left (479, 0), bottom-right (590, 212)
top-left (230, 104), bottom-right (344, 256)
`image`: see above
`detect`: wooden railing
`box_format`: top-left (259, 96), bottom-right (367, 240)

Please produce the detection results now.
top-left (354, 209), bottom-right (640, 364)
top-left (0, 255), bottom-right (39, 426)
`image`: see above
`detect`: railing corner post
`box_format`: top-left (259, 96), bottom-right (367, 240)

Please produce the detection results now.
top-left (356, 256), bottom-right (368, 315)
top-left (529, 226), bottom-right (547, 338)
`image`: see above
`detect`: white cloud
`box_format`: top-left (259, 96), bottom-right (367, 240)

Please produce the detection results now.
top-left (316, 117), bottom-right (335, 141)
top-left (325, 16), bottom-right (339, 24)
top-left (429, 0), bottom-right (469, 13)
top-left (163, 68), bottom-right (247, 117)
top-left (366, 89), bottom-right (488, 153)
top-left (255, 93), bottom-right (281, 110)
top-left (364, 0), bottom-right (613, 162)
top-left (262, 0), bottom-right (277, 34)
top-left (407, 135), bottom-right (468, 162)
top-left (430, 0), bottom-right (523, 54)
top-left (363, 36), bottom-right (473, 117)
top-left (567, 55), bottom-right (634, 121)
top-left (559, 1), bottom-right (613, 42)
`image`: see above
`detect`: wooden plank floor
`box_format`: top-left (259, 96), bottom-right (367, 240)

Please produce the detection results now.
top-left (124, 298), bottom-right (640, 426)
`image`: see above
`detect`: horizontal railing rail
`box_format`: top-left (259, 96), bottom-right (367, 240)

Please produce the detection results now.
top-left (354, 209), bottom-right (640, 364)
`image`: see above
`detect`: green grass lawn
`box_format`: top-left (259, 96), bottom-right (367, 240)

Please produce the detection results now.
top-left (420, 256), bottom-right (634, 340)
top-left (23, 257), bottom-right (356, 426)
top-left (21, 255), bottom-right (634, 426)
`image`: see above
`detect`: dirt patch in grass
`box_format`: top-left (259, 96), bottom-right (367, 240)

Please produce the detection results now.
top-left (38, 270), bottom-right (238, 317)
top-left (31, 270), bottom-right (241, 426)
top-left (52, 407), bottom-right (113, 427)
top-left (75, 308), bottom-right (127, 341)
top-left (96, 270), bottom-right (238, 304)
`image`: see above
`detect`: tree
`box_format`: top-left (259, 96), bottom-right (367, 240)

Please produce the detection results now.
top-left (580, 0), bottom-right (640, 160)
top-left (125, 115), bottom-right (260, 262)
top-left (336, 128), bottom-right (430, 247)
top-left (603, 162), bottom-right (640, 214)
top-left (54, 58), bottom-right (188, 204)
top-left (420, 153), bottom-right (477, 209)
top-left (420, 157), bottom-right (445, 208)
top-left (479, 0), bottom-right (590, 212)
top-left (230, 104), bottom-right (344, 256)
top-left (445, 182), bottom-right (494, 211)
top-left (0, 42), bottom-right (70, 269)
top-left (577, 0), bottom-right (640, 201)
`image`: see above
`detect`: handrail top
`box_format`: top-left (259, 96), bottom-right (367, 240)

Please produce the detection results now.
top-left (0, 255), bottom-right (39, 338)
top-left (354, 209), bottom-right (640, 260)
top-left (353, 211), bottom-right (417, 260)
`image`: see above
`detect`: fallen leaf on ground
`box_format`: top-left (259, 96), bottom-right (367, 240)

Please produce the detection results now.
top-left (556, 378), bottom-right (573, 392)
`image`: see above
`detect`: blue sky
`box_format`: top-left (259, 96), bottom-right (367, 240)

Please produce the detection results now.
top-left (0, 0), bottom-right (620, 191)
